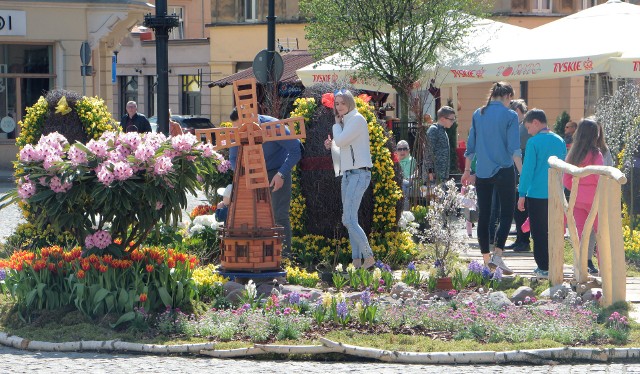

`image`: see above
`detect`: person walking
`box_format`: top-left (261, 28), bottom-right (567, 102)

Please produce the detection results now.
top-left (585, 122), bottom-right (614, 275)
top-left (563, 118), bottom-right (604, 266)
top-left (517, 109), bottom-right (566, 278)
top-left (324, 89), bottom-right (376, 269)
top-left (505, 99), bottom-right (532, 252)
top-left (120, 101), bottom-right (152, 133)
top-left (424, 106), bottom-right (456, 184)
top-left (462, 81), bottom-right (522, 275)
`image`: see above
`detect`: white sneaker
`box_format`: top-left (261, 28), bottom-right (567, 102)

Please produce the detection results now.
top-left (488, 255), bottom-right (514, 275)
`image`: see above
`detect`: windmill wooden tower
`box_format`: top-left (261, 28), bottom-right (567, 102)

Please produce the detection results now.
top-left (212, 78), bottom-right (306, 271)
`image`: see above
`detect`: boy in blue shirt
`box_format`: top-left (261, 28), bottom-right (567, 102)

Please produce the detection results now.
top-left (517, 109), bottom-right (566, 277)
top-left (215, 184), bottom-right (232, 224)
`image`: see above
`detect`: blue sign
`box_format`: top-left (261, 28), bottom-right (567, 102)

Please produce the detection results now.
top-left (278, 83), bottom-right (303, 97)
top-left (112, 55), bottom-right (116, 83)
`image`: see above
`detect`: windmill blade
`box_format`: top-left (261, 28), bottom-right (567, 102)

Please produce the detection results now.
top-left (243, 144), bottom-right (269, 189)
top-left (211, 127), bottom-right (242, 151)
top-left (261, 117), bottom-right (306, 142)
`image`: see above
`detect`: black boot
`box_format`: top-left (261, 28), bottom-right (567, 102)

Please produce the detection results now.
top-left (587, 259), bottom-right (599, 275)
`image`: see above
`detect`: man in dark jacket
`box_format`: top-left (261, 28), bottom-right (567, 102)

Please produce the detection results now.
top-left (120, 101), bottom-right (152, 133)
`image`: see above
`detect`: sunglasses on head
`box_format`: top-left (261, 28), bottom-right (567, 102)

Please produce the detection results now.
top-left (334, 88), bottom-right (347, 96)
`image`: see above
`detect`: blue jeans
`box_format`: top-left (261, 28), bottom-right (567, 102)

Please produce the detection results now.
top-left (341, 169), bottom-right (374, 260)
top-left (268, 169), bottom-right (292, 257)
top-left (476, 166), bottom-right (516, 254)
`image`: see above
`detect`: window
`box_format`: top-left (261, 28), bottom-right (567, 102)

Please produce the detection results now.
top-left (532, 0), bottom-right (552, 12)
top-left (235, 243), bottom-right (248, 258)
top-left (245, 0), bottom-right (258, 21)
top-left (146, 75), bottom-right (156, 118)
top-left (181, 74), bottom-right (201, 115)
top-left (263, 242), bottom-right (274, 257)
top-left (0, 44), bottom-right (54, 140)
top-left (582, 0), bottom-right (597, 8)
top-left (119, 76), bottom-right (139, 118)
top-left (168, 7), bottom-right (184, 40)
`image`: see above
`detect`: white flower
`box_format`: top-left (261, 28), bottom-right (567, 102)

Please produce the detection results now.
top-left (335, 263), bottom-right (343, 272)
top-left (189, 224), bottom-right (205, 234)
top-left (401, 211), bottom-right (415, 222)
top-left (346, 263), bottom-right (356, 272)
top-left (193, 214), bottom-right (216, 227)
top-left (245, 280), bottom-right (257, 299)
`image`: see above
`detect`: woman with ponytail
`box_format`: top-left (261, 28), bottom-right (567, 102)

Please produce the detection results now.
top-left (462, 81), bottom-right (522, 275)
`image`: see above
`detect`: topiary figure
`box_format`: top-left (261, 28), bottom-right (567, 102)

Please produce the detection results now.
top-left (41, 89), bottom-right (87, 145)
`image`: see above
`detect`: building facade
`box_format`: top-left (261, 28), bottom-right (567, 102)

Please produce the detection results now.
top-left (113, 0), bottom-right (212, 121)
top-left (0, 0), bottom-right (150, 169)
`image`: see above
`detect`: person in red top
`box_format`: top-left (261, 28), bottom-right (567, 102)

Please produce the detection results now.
top-left (563, 118), bottom-right (603, 241)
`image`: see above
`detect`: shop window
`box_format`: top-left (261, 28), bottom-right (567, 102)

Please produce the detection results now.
top-left (0, 44), bottom-right (54, 140)
top-left (181, 74), bottom-right (201, 115)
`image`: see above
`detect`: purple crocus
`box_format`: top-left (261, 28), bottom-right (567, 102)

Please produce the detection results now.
top-left (0, 268), bottom-right (6, 281)
top-left (481, 266), bottom-right (492, 279)
top-left (492, 267), bottom-right (503, 282)
top-left (468, 261), bottom-right (483, 274)
top-left (360, 290), bottom-right (371, 307)
top-left (407, 261), bottom-right (416, 271)
top-left (336, 301), bottom-right (348, 319)
top-left (288, 291), bottom-right (301, 305)
top-left (434, 259), bottom-right (444, 268)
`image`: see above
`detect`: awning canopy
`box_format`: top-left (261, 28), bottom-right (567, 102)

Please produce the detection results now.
top-left (208, 50), bottom-right (316, 88)
top-left (297, 1), bottom-right (640, 90)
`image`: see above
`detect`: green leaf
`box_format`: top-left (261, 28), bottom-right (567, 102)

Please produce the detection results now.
top-left (25, 289), bottom-right (37, 308)
top-left (29, 189), bottom-right (55, 202)
top-left (93, 288), bottom-right (109, 305)
top-left (157, 286), bottom-right (172, 307)
top-left (110, 311), bottom-right (136, 328)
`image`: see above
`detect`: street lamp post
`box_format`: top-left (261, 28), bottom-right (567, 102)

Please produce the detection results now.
top-left (144, 0), bottom-right (179, 135)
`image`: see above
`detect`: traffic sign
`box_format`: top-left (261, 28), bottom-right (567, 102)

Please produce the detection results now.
top-left (253, 49), bottom-right (283, 84)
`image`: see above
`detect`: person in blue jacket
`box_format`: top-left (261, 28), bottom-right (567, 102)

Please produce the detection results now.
top-left (228, 108), bottom-right (302, 257)
top-left (215, 184), bottom-right (232, 224)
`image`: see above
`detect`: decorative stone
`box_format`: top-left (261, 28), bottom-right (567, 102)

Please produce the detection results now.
top-left (488, 291), bottom-right (512, 309)
top-left (510, 286), bottom-right (535, 304)
top-left (540, 282), bottom-right (573, 300)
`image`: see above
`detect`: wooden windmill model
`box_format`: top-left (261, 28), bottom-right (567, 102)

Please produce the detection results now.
top-left (212, 78), bottom-right (306, 271)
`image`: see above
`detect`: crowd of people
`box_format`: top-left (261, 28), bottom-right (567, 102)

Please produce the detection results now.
top-left (124, 81), bottom-right (612, 277)
top-left (397, 81), bottom-right (610, 278)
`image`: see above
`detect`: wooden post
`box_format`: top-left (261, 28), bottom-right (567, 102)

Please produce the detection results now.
top-left (548, 167), bottom-right (565, 285)
top-left (607, 178), bottom-right (627, 306)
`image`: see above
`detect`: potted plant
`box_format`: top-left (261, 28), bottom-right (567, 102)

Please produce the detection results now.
top-left (413, 179), bottom-right (469, 290)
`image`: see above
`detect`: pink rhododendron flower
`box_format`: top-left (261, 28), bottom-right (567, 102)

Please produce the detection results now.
top-left (153, 156), bottom-right (173, 175)
top-left (99, 131), bottom-right (117, 144)
top-left (217, 160), bottom-right (231, 173)
top-left (112, 161), bottom-right (134, 181)
top-left (19, 144), bottom-right (43, 162)
top-left (68, 145), bottom-right (89, 166)
top-left (119, 132), bottom-right (142, 149)
top-left (171, 133), bottom-right (197, 152)
top-left (96, 164), bottom-right (115, 186)
top-left (87, 139), bottom-right (109, 158)
top-left (17, 180), bottom-right (37, 199)
top-left (49, 176), bottom-right (72, 193)
top-left (43, 155), bottom-right (63, 171)
top-left (195, 143), bottom-right (215, 158)
top-left (134, 144), bottom-right (155, 162)
top-left (85, 230), bottom-right (112, 249)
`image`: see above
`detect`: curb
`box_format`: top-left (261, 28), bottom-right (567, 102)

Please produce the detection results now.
top-left (2, 332), bottom-right (640, 364)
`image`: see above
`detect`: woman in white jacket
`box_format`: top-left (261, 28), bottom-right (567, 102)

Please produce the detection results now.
top-left (324, 89), bottom-right (376, 269)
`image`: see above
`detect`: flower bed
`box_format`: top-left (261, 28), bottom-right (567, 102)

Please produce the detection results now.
top-left (0, 245), bottom-right (198, 321)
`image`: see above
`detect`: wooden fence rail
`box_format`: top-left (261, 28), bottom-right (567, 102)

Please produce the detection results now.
top-left (548, 156), bottom-right (627, 307)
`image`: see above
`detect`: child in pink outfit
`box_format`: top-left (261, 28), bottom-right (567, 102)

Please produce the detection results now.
top-left (562, 118), bottom-right (603, 240)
